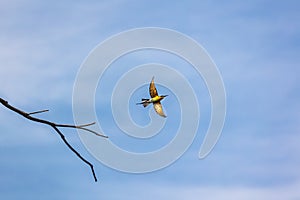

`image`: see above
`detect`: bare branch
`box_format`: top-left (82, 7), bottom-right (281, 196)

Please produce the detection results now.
top-left (77, 122), bottom-right (96, 127)
top-left (77, 126), bottom-right (108, 138)
top-left (28, 109), bottom-right (49, 115)
top-left (0, 97), bottom-right (107, 182)
top-left (54, 123), bottom-right (108, 138)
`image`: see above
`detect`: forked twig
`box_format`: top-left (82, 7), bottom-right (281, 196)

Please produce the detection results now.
top-left (0, 97), bottom-right (108, 182)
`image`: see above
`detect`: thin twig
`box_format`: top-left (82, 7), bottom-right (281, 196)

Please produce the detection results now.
top-left (0, 97), bottom-right (107, 182)
top-left (28, 109), bottom-right (49, 115)
top-left (54, 123), bottom-right (108, 138)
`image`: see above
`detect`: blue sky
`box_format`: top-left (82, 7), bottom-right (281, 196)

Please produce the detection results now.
top-left (0, 0), bottom-right (300, 199)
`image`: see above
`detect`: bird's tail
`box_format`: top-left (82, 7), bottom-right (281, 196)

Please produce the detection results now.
top-left (142, 102), bottom-right (150, 107)
top-left (136, 99), bottom-right (150, 107)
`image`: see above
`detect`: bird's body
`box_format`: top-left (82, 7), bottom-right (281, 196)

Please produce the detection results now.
top-left (137, 77), bottom-right (167, 117)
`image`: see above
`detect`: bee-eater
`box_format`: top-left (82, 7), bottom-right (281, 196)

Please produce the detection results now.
top-left (136, 77), bottom-right (168, 118)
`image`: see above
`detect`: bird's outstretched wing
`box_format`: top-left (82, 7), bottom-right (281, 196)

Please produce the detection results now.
top-left (149, 77), bottom-right (158, 98)
top-left (153, 102), bottom-right (166, 118)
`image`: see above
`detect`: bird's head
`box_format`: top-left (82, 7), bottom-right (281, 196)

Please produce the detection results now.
top-left (161, 95), bottom-right (168, 99)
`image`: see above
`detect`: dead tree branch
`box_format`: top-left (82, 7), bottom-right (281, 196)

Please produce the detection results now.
top-left (0, 97), bottom-right (108, 182)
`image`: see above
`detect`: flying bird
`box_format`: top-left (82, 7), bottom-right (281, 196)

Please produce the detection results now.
top-left (136, 77), bottom-right (168, 118)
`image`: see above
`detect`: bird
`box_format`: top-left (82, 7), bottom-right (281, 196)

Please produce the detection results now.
top-left (136, 77), bottom-right (168, 118)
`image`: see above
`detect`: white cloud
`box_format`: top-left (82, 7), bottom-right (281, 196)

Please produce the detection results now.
top-left (0, 1), bottom-right (129, 105)
top-left (161, 183), bottom-right (300, 200)
top-left (97, 180), bottom-right (300, 200)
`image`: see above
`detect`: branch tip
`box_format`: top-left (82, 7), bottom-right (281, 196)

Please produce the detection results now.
top-left (77, 122), bottom-right (96, 128)
top-left (28, 109), bottom-right (49, 115)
